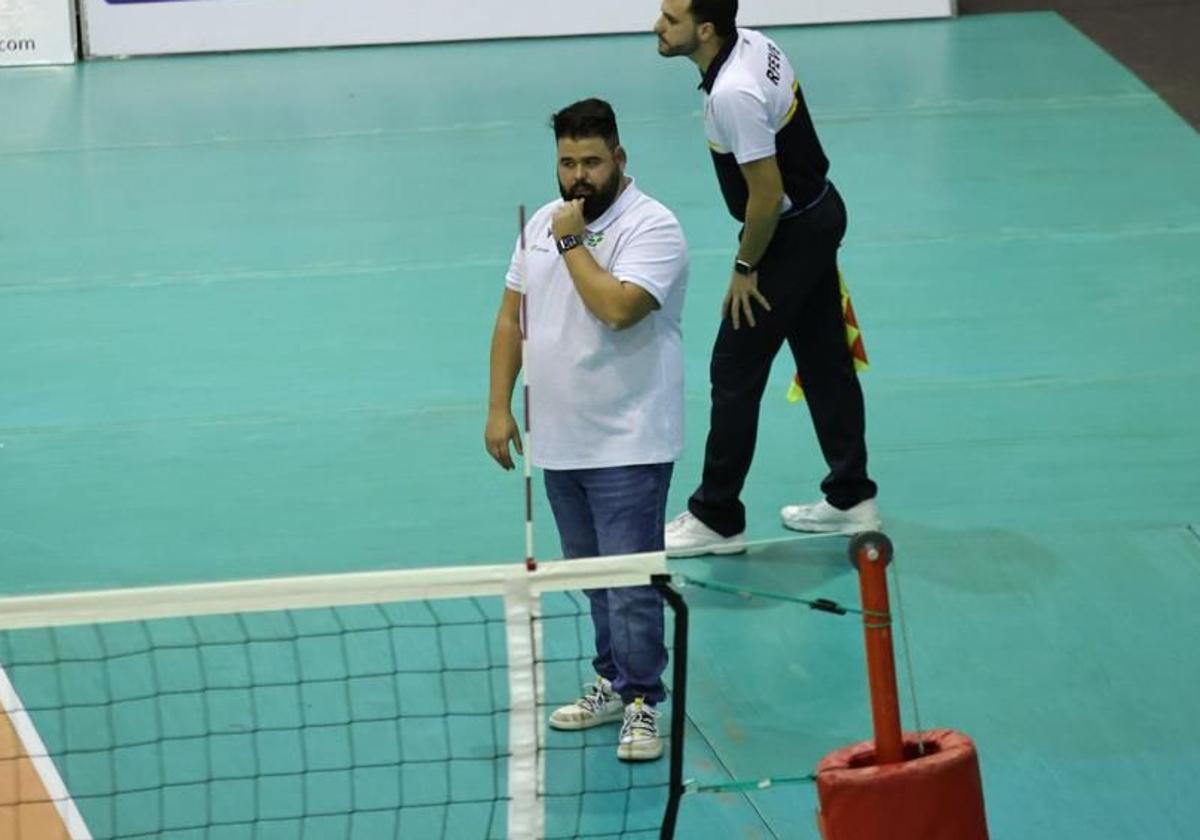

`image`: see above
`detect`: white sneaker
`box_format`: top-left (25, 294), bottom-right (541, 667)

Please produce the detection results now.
top-left (780, 498), bottom-right (883, 534)
top-left (617, 698), bottom-right (663, 762)
top-left (664, 512), bottom-right (746, 558)
top-left (548, 676), bottom-right (624, 730)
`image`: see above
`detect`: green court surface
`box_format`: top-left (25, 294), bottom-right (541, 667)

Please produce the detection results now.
top-left (2, 11), bottom-right (1199, 838)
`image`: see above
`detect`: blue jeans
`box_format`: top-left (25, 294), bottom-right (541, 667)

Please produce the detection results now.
top-left (543, 462), bottom-right (673, 705)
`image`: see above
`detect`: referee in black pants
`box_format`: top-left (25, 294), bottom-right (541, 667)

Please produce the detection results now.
top-left (654, 0), bottom-right (881, 555)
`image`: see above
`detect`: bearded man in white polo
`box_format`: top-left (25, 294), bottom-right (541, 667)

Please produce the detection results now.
top-left (485, 98), bottom-right (690, 761)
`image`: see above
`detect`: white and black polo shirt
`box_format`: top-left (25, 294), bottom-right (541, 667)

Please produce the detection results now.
top-left (700, 28), bottom-right (830, 222)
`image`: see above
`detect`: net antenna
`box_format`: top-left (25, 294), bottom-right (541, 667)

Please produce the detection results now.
top-left (518, 204), bottom-right (536, 574)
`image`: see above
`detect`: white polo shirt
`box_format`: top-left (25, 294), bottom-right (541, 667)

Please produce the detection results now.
top-left (504, 179), bottom-right (688, 470)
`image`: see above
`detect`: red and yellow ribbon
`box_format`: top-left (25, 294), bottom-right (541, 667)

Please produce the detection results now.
top-left (787, 272), bottom-right (868, 403)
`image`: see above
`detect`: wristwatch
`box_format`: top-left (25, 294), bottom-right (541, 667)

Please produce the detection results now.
top-left (556, 234), bottom-right (583, 254)
top-left (733, 258), bottom-right (756, 276)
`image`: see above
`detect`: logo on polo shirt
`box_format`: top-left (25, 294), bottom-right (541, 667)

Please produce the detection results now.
top-left (532, 227), bottom-right (555, 252)
top-left (584, 232), bottom-right (605, 247)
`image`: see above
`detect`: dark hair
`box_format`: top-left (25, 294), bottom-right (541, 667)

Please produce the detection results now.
top-left (551, 98), bottom-right (620, 149)
top-left (689, 0), bottom-right (738, 39)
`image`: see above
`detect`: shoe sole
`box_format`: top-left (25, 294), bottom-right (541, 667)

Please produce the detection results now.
top-left (780, 519), bottom-right (883, 535)
top-left (548, 711), bottom-right (624, 731)
top-left (665, 542), bottom-right (747, 559)
top-left (617, 744), bottom-right (665, 762)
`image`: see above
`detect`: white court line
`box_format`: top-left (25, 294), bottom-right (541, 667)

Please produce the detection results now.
top-left (0, 664), bottom-right (92, 839)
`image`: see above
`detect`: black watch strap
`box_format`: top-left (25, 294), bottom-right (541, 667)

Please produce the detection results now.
top-left (734, 258), bottom-right (755, 275)
top-left (556, 234), bottom-right (583, 254)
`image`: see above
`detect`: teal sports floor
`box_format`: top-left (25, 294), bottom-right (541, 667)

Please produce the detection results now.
top-left (2, 11), bottom-right (1199, 838)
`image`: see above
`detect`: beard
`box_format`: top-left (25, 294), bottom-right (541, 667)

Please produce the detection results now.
top-left (559, 167), bottom-right (623, 222)
top-left (657, 32), bottom-right (700, 58)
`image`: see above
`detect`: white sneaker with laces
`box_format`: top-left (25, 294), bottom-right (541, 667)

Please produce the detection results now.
top-left (664, 512), bottom-right (746, 558)
top-left (548, 676), bottom-right (624, 730)
top-left (779, 498), bottom-right (883, 534)
top-left (617, 698), bottom-right (663, 762)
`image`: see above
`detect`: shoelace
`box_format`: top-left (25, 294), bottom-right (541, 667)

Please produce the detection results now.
top-left (576, 681), bottom-right (613, 714)
top-left (620, 703), bottom-right (658, 741)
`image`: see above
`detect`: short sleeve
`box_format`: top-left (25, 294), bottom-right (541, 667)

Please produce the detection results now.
top-left (609, 209), bottom-right (688, 306)
top-left (710, 86), bottom-right (777, 165)
top-left (504, 214), bottom-right (543, 292)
